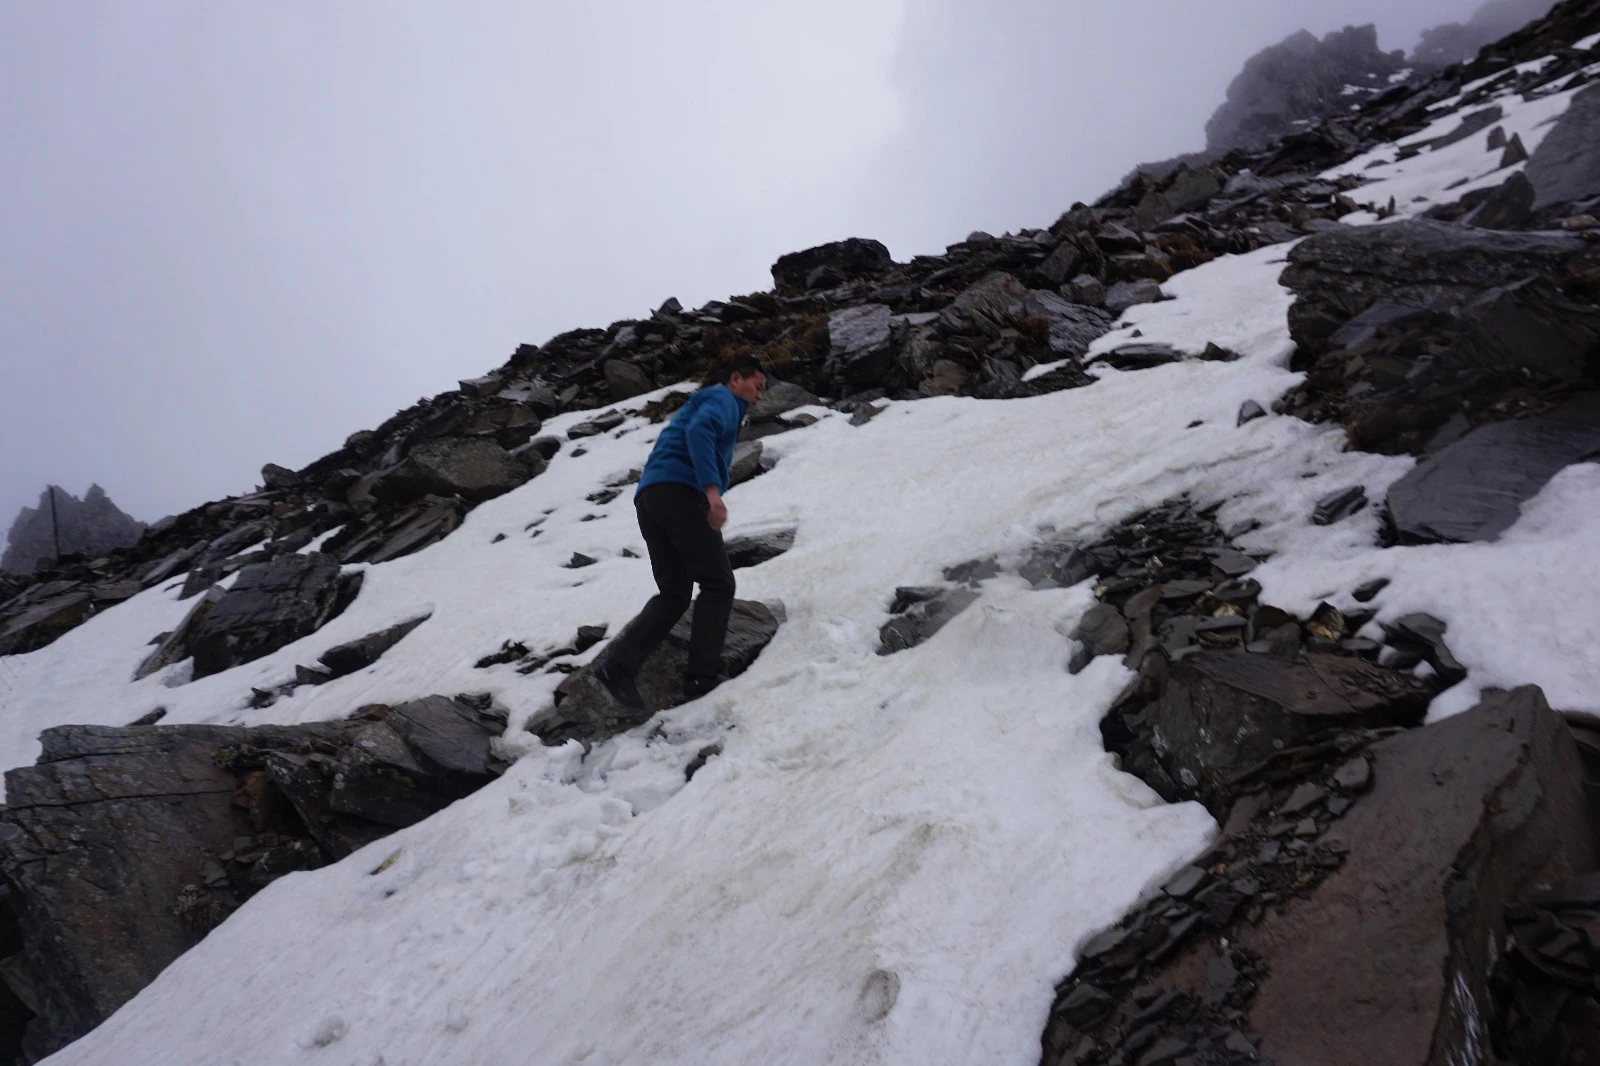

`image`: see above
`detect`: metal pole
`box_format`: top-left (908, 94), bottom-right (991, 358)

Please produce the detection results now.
top-left (48, 486), bottom-right (61, 563)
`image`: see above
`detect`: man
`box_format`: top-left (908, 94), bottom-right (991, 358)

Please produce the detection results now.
top-left (594, 355), bottom-right (768, 709)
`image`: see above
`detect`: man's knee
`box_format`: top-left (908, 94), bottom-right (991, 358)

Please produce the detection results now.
top-left (653, 589), bottom-right (694, 617)
top-left (699, 568), bottom-right (735, 601)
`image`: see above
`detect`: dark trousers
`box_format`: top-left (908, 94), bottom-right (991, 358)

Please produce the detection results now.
top-left (605, 483), bottom-right (736, 679)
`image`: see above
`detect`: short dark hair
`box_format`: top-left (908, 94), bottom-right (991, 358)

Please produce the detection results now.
top-left (709, 354), bottom-right (767, 386)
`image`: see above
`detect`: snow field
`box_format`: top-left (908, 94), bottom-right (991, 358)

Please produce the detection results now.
top-left (14, 55), bottom-right (1600, 1062)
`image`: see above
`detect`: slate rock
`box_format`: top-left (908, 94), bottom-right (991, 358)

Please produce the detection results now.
top-left (1096, 343), bottom-right (1182, 371)
top-left (1525, 81), bottom-right (1600, 210)
top-left (1312, 485), bottom-right (1367, 525)
top-left (260, 463), bottom-right (300, 490)
top-left (1151, 652), bottom-right (1435, 812)
top-left (747, 381), bottom-right (820, 424)
top-left (939, 272), bottom-right (1028, 337)
top-left (878, 587), bottom-right (979, 655)
top-left (1386, 396), bottom-right (1600, 544)
top-left (826, 304), bottom-right (895, 387)
top-left (729, 441), bottom-right (764, 487)
top-left (540, 600), bottom-right (781, 744)
top-left (372, 437), bottom-right (531, 504)
top-left (317, 614), bottom-right (431, 678)
top-left (1105, 279), bottom-right (1166, 316)
top-left (1281, 219), bottom-right (1586, 356)
top-left (1382, 612), bottom-right (1467, 687)
top-left (189, 553), bottom-right (360, 679)
top-left (602, 360), bottom-right (655, 401)
top-left (133, 586), bottom-right (225, 680)
top-left (568, 410), bottom-right (627, 439)
top-left (1241, 687), bottom-right (1596, 1065)
top-left (0, 705), bottom-right (505, 1058)
top-left (1073, 603), bottom-right (1130, 671)
top-left (724, 528), bottom-right (797, 569)
top-left (0, 589), bottom-right (94, 657)
top-left (1237, 400), bottom-right (1267, 426)
top-left (1065, 274), bottom-right (1107, 307)
top-left (1468, 169), bottom-right (1536, 230)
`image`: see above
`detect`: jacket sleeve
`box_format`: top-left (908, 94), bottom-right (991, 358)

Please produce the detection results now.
top-left (684, 394), bottom-right (733, 492)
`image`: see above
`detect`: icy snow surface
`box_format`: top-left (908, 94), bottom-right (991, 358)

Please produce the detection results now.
top-left (12, 45), bottom-right (1600, 1066)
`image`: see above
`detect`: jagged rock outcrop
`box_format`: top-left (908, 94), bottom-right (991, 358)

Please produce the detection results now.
top-left (1, 485), bottom-right (144, 575)
top-left (0, 698), bottom-right (508, 1061)
top-left (1205, 26), bottom-right (1409, 154)
top-left (1412, 0), bottom-right (1560, 67)
top-left (1276, 219), bottom-right (1600, 455)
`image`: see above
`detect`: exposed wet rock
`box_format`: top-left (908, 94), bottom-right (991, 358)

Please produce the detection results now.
top-left (1525, 81), bottom-right (1600, 212)
top-left (724, 528), bottom-right (796, 570)
top-left (1277, 219), bottom-right (1599, 454)
top-left (1387, 394), bottom-right (1600, 544)
top-left (189, 553), bottom-right (362, 679)
top-left (316, 614), bottom-right (432, 678)
top-left (535, 599), bottom-right (781, 745)
top-left (1042, 686), bottom-right (1595, 1066)
top-left (1105, 279), bottom-right (1166, 316)
top-left (878, 586), bottom-right (980, 655)
top-left (825, 304), bottom-right (894, 388)
top-left (1311, 485), bottom-right (1368, 525)
top-left (370, 438), bottom-right (534, 504)
top-left (0, 699), bottom-right (508, 1060)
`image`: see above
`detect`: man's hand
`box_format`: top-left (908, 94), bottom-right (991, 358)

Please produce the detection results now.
top-left (705, 487), bottom-right (728, 530)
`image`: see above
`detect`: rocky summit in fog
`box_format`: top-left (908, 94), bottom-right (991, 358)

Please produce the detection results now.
top-left (0, 485), bottom-right (144, 576)
top-left (1, 2), bottom-right (1599, 1065)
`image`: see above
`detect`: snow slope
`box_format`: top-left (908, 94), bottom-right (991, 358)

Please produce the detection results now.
top-left (7, 46), bottom-right (1600, 1066)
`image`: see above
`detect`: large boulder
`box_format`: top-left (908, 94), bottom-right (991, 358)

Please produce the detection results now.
top-left (538, 599), bottom-right (781, 745)
top-left (938, 272), bottom-right (1028, 337)
top-left (1525, 81), bottom-right (1600, 212)
top-left (0, 588), bottom-right (93, 656)
top-left (0, 700), bottom-right (507, 1060)
top-left (1242, 687), bottom-right (1596, 1065)
top-left (370, 437), bottom-right (532, 505)
top-left (825, 304), bottom-right (894, 388)
top-left (1150, 651), bottom-right (1434, 810)
top-left (188, 552), bottom-right (361, 679)
top-left (1387, 395), bottom-right (1600, 543)
top-left (1280, 219), bottom-right (1586, 356)
top-left (770, 238), bottom-right (892, 293)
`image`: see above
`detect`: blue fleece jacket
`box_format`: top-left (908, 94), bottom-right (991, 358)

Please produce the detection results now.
top-left (637, 385), bottom-right (749, 495)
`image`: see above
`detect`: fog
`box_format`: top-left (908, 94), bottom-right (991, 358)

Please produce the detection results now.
top-left (0, 1), bottom-right (1503, 531)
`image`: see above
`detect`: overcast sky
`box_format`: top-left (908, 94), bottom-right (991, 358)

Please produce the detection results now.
top-left (1, 0), bottom-right (1500, 529)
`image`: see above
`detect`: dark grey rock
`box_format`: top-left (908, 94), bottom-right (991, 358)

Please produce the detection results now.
top-left (826, 304), bottom-right (894, 387)
top-left (939, 272), bottom-right (1028, 337)
top-left (1386, 397), bottom-right (1600, 543)
top-left (1312, 485), bottom-right (1367, 525)
top-left (1427, 105), bottom-right (1505, 151)
top-left (729, 441), bottom-right (764, 486)
top-left (1382, 612), bottom-right (1467, 687)
top-left (541, 599), bottom-right (781, 744)
top-left (317, 614), bottom-right (431, 678)
top-left (1065, 274), bottom-right (1107, 307)
top-left (1105, 279), bottom-right (1166, 316)
top-left (1352, 577), bottom-right (1389, 602)
top-left (372, 437), bottom-right (531, 504)
top-left (1526, 82), bottom-right (1600, 210)
top-left (260, 463), bottom-right (300, 490)
top-left (1096, 343), bottom-right (1182, 371)
top-left (1237, 400), bottom-right (1267, 426)
top-left (878, 587), bottom-right (979, 655)
top-left (568, 410), bottom-right (628, 439)
top-left (0, 703), bottom-right (506, 1058)
top-left (771, 238), bottom-right (892, 293)
top-left (602, 360), bottom-right (654, 401)
top-left (189, 553), bottom-right (360, 679)
top-left (725, 528), bottom-right (796, 570)
top-left (1073, 603), bottom-right (1130, 669)
top-left (133, 586), bottom-right (225, 680)
top-left (747, 381), bottom-right (820, 424)
top-left (1151, 652), bottom-right (1434, 811)
top-left (1242, 687), bottom-right (1596, 1065)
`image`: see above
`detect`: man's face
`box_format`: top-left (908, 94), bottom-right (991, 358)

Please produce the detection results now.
top-left (728, 371), bottom-right (767, 404)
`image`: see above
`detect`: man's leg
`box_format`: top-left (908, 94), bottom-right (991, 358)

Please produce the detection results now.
top-left (602, 487), bottom-right (694, 676)
top-left (634, 484), bottom-right (737, 682)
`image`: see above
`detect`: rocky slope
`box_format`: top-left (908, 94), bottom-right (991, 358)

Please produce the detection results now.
top-left (0, 1), bottom-right (1598, 1064)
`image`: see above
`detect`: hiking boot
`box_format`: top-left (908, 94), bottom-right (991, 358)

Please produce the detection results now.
top-left (682, 672), bottom-right (730, 700)
top-left (594, 659), bottom-right (645, 711)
